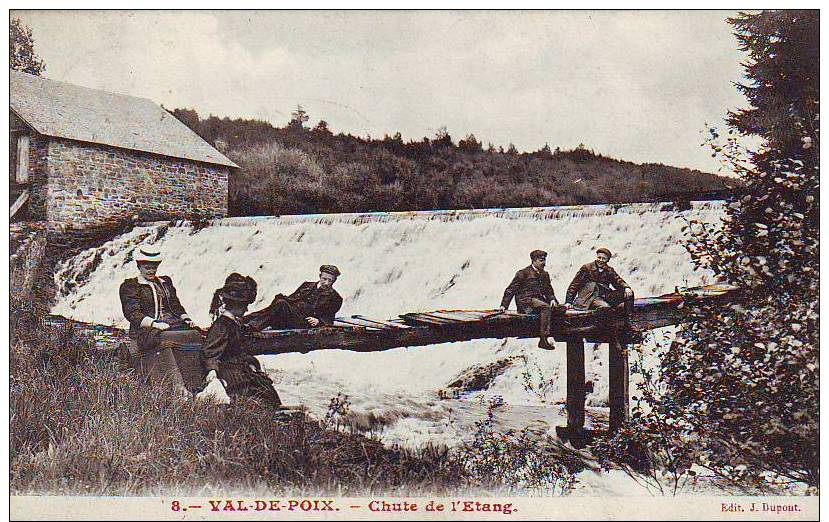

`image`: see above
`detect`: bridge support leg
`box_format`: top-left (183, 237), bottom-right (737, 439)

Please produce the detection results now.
top-left (608, 336), bottom-right (629, 433)
top-left (565, 338), bottom-right (586, 433)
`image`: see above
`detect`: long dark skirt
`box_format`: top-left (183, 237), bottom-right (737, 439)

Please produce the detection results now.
top-left (136, 347), bottom-right (187, 391)
top-left (133, 327), bottom-right (204, 393)
top-left (244, 295), bottom-right (309, 331)
top-left (218, 356), bottom-right (282, 407)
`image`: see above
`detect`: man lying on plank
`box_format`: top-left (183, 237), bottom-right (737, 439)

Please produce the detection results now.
top-left (246, 264), bottom-right (344, 331)
top-left (499, 250), bottom-right (564, 350)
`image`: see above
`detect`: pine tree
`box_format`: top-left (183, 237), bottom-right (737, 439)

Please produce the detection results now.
top-left (458, 133), bottom-right (482, 153)
top-left (663, 10), bottom-right (819, 487)
top-left (537, 143), bottom-right (553, 158)
top-left (289, 105), bottom-right (310, 129)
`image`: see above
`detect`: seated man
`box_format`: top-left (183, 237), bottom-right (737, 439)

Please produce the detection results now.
top-left (245, 265), bottom-right (343, 331)
top-left (201, 275), bottom-right (282, 407)
top-left (499, 250), bottom-right (562, 350)
top-left (119, 245), bottom-right (201, 394)
top-left (566, 247), bottom-right (634, 312)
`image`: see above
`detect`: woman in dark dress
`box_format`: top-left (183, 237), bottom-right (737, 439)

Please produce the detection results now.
top-left (119, 245), bottom-right (202, 394)
top-left (202, 275), bottom-right (282, 407)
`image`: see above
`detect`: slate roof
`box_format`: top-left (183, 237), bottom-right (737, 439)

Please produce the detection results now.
top-left (10, 70), bottom-right (237, 168)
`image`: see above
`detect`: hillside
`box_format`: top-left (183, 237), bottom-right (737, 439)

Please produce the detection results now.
top-left (170, 109), bottom-right (736, 216)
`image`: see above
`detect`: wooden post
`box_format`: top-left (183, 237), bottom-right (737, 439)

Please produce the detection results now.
top-left (608, 335), bottom-right (628, 433)
top-left (624, 342), bottom-right (630, 420)
top-left (566, 338), bottom-right (586, 433)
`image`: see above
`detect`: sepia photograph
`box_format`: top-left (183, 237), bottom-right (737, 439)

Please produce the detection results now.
top-left (8, 9), bottom-right (819, 520)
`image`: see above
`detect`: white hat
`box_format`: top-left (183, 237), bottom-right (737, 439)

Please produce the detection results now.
top-left (134, 245), bottom-right (163, 264)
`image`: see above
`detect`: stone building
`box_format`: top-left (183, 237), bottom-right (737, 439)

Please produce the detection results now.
top-left (10, 70), bottom-right (237, 229)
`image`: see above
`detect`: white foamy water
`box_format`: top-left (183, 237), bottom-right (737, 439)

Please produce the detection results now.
top-left (53, 202), bottom-right (726, 494)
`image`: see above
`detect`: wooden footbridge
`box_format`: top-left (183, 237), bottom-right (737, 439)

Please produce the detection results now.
top-left (245, 283), bottom-right (740, 436)
top-left (57, 283), bottom-right (740, 439)
top-left (246, 284), bottom-right (738, 355)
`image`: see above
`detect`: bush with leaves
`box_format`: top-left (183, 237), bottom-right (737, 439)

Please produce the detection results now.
top-left (592, 338), bottom-right (702, 496)
top-left (665, 10), bottom-right (818, 489)
top-left (459, 396), bottom-right (578, 494)
top-left (10, 18), bottom-right (45, 75)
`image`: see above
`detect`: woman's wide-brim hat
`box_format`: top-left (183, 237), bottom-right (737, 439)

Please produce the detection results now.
top-left (134, 245), bottom-right (163, 264)
top-left (220, 277), bottom-right (257, 304)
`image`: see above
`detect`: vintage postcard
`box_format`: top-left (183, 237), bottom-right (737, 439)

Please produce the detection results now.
top-left (8, 9), bottom-right (819, 520)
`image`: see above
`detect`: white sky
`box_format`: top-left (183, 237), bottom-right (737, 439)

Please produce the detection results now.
top-left (14, 10), bottom-right (749, 173)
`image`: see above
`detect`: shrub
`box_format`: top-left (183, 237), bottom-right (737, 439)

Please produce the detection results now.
top-left (459, 396), bottom-right (578, 494)
top-left (591, 338), bottom-right (701, 496)
top-left (673, 10), bottom-right (818, 489)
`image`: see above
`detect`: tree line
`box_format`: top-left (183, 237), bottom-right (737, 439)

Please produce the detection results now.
top-left (169, 106), bottom-right (734, 216)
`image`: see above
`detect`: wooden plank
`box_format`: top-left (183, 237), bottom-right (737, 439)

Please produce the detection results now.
top-left (433, 310), bottom-right (491, 319)
top-left (608, 336), bottom-right (627, 433)
top-left (351, 315), bottom-right (413, 329)
top-left (427, 311), bottom-right (482, 322)
top-left (400, 313), bottom-right (459, 326)
top-left (10, 189), bottom-right (29, 219)
top-left (421, 312), bottom-right (470, 324)
top-left (333, 317), bottom-right (384, 330)
top-left (431, 309), bottom-right (507, 322)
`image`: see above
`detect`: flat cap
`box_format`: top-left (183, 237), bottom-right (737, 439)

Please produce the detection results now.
top-left (530, 249), bottom-right (548, 260)
top-left (320, 264), bottom-right (341, 277)
top-left (596, 247), bottom-right (612, 258)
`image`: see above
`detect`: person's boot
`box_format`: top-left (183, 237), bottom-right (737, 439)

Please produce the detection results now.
top-left (555, 426), bottom-right (588, 449)
top-left (538, 336), bottom-right (554, 350)
top-left (568, 427), bottom-right (589, 449)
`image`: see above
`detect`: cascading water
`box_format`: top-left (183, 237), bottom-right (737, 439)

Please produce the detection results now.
top-left (52, 201), bottom-right (724, 480)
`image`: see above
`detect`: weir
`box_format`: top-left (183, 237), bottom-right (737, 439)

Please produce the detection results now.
top-left (52, 200), bottom-right (729, 440)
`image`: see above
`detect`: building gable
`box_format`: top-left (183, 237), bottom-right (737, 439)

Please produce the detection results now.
top-left (10, 70), bottom-right (237, 169)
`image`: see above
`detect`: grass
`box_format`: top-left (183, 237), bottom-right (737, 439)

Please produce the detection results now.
top-left (9, 303), bottom-right (470, 496)
top-left (10, 300), bottom-right (591, 496)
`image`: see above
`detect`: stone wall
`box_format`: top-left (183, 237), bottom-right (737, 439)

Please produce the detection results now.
top-left (46, 138), bottom-right (229, 227)
top-left (10, 111), bottom-right (49, 220)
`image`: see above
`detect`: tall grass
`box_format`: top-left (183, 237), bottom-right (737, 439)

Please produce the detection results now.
top-left (10, 303), bottom-right (469, 495)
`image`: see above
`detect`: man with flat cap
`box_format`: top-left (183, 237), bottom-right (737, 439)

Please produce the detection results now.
top-left (566, 247), bottom-right (633, 312)
top-left (246, 264), bottom-right (344, 331)
top-left (499, 250), bottom-right (562, 350)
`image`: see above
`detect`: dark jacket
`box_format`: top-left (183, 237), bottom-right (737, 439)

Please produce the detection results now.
top-left (501, 265), bottom-right (558, 311)
top-left (119, 275), bottom-right (190, 338)
top-left (202, 313), bottom-right (249, 374)
top-left (565, 261), bottom-right (630, 304)
top-left (202, 312), bottom-right (280, 405)
top-left (287, 282), bottom-right (343, 325)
